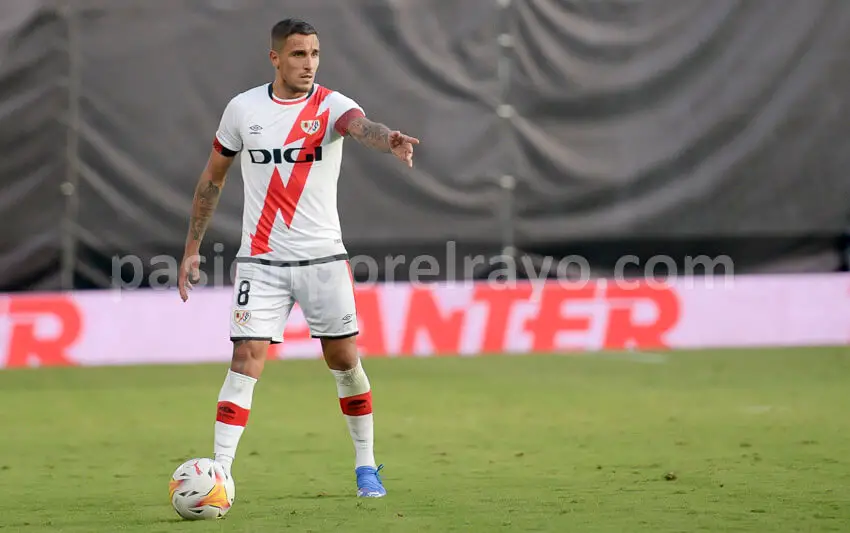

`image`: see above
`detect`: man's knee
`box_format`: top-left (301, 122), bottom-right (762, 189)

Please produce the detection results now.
top-left (321, 336), bottom-right (359, 370)
top-left (231, 340), bottom-right (269, 377)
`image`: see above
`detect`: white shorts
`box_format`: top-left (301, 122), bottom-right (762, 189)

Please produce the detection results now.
top-left (229, 255), bottom-right (358, 344)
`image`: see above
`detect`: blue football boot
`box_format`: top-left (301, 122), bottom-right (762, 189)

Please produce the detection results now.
top-left (355, 464), bottom-right (386, 498)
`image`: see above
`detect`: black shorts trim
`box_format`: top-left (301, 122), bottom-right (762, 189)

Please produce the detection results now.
top-left (235, 253), bottom-right (348, 268)
top-left (230, 336), bottom-right (282, 345)
top-left (312, 331), bottom-right (359, 340)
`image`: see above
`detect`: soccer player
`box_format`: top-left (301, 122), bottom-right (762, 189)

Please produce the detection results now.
top-left (176, 18), bottom-right (419, 498)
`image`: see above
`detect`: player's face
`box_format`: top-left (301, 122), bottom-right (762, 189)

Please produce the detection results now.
top-left (272, 33), bottom-right (320, 94)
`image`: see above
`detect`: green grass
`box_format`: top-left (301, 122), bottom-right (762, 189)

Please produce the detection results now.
top-left (2, 348), bottom-right (850, 532)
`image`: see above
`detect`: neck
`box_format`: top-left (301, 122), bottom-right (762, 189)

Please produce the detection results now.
top-left (272, 78), bottom-right (310, 100)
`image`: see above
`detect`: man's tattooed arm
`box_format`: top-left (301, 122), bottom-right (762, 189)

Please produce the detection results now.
top-left (179, 144), bottom-right (235, 301)
top-left (188, 179), bottom-right (222, 244)
top-left (184, 149), bottom-right (233, 252)
top-left (346, 116), bottom-right (393, 153)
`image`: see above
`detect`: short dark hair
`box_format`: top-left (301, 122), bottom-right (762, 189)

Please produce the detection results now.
top-left (271, 19), bottom-right (317, 50)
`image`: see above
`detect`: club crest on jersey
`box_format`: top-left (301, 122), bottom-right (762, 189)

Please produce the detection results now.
top-left (301, 119), bottom-right (322, 135)
top-left (233, 310), bottom-right (251, 325)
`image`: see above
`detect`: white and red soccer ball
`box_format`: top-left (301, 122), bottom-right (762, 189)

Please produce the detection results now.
top-left (169, 458), bottom-right (235, 520)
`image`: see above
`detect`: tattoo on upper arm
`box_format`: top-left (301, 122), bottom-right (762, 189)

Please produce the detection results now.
top-left (190, 180), bottom-right (221, 241)
top-left (348, 117), bottom-right (392, 152)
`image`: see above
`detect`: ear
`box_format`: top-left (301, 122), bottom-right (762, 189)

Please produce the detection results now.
top-left (269, 49), bottom-right (279, 69)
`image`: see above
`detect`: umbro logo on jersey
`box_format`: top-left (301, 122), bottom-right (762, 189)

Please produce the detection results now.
top-left (249, 124), bottom-right (263, 135)
top-left (301, 119), bottom-right (322, 135)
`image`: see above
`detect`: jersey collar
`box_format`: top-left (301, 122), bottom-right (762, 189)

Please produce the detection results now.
top-left (268, 82), bottom-right (315, 106)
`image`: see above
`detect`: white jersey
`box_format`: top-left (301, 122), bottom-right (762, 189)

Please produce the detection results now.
top-left (214, 83), bottom-right (364, 262)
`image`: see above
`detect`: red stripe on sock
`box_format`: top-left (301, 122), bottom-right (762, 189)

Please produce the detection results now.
top-left (340, 391), bottom-right (372, 416)
top-left (216, 401), bottom-right (250, 426)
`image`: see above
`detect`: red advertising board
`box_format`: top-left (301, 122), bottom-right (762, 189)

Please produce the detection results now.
top-left (1, 275), bottom-right (848, 368)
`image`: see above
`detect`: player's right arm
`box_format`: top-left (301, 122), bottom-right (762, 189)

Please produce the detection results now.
top-left (179, 97), bottom-right (243, 302)
top-left (178, 148), bottom-right (235, 302)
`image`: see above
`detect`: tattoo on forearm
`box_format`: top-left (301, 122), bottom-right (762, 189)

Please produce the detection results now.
top-left (350, 119), bottom-right (392, 152)
top-left (190, 180), bottom-right (221, 242)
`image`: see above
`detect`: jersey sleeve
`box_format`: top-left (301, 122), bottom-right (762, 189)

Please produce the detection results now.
top-left (327, 92), bottom-right (365, 139)
top-left (213, 97), bottom-right (242, 156)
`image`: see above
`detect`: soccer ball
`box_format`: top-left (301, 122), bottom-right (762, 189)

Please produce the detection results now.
top-left (169, 458), bottom-right (235, 520)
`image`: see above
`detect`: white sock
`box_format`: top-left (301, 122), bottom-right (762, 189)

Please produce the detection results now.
top-left (213, 370), bottom-right (257, 474)
top-left (331, 360), bottom-right (376, 469)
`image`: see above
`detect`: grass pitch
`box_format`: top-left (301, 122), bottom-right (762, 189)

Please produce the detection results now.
top-left (1, 347), bottom-right (849, 532)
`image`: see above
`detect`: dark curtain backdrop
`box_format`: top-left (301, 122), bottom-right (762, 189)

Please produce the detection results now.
top-left (2, 0), bottom-right (849, 289)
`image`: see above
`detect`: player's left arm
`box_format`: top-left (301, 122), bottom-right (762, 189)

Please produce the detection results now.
top-left (342, 114), bottom-right (420, 168)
